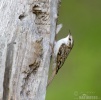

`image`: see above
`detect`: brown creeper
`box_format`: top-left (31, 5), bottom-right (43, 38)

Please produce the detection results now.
top-left (47, 32), bottom-right (74, 87)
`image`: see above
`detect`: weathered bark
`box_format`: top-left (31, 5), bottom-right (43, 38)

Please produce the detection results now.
top-left (0, 0), bottom-right (60, 100)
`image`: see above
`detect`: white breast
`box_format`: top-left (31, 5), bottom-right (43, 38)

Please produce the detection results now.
top-left (54, 38), bottom-right (67, 56)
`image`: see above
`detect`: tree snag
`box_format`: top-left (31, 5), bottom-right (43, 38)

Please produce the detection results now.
top-left (0, 0), bottom-right (60, 100)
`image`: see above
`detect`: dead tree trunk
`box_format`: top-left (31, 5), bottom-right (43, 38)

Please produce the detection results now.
top-left (0, 0), bottom-right (60, 100)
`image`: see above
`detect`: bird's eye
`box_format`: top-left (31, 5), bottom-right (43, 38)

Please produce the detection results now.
top-left (69, 38), bottom-right (71, 41)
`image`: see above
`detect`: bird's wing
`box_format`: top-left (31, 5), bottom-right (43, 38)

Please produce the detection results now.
top-left (56, 43), bottom-right (71, 74)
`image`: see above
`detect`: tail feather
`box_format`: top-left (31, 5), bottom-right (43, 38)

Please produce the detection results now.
top-left (47, 69), bottom-right (56, 88)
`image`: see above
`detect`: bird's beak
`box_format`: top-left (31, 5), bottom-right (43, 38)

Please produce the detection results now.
top-left (68, 30), bottom-right (71, 35)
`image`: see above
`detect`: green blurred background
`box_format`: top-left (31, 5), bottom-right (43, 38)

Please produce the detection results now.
top-left (46, 0), bottom-right (101, 100)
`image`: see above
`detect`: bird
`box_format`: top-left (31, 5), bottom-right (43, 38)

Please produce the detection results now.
top-left (47, 32), bottom-right (74, 87)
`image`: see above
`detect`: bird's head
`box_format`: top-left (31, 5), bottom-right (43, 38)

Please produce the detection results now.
top-left (66, 32), bottom-right (74, 49)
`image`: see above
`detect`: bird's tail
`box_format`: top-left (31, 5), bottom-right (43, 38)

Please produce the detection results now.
top-left (47, 69), bottom-right (56, 88)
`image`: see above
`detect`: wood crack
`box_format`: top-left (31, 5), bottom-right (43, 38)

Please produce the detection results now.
top-left (3, 43), bottom-right (14, 100)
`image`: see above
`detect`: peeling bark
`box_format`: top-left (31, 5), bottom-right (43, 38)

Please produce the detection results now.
top-left (0, 0), bottom-right (60, 100)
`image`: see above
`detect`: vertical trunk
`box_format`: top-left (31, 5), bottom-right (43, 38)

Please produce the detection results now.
top-left (0, 0), bottom-right (60, 100)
